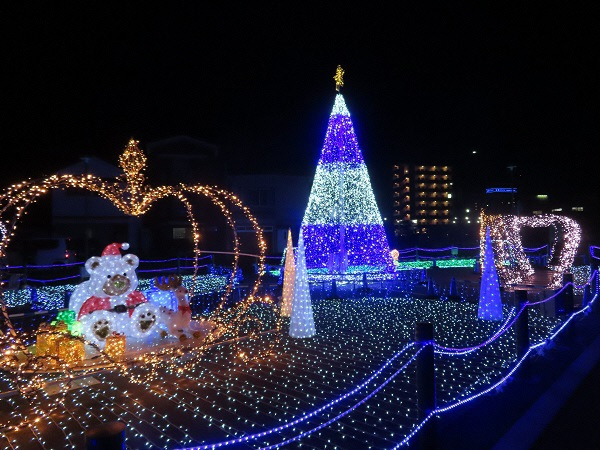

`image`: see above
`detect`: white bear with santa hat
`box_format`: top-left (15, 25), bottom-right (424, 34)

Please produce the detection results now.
top-left (69, 242), bottom-right (161, 346)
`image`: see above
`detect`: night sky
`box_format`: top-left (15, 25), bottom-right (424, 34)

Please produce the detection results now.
top-left (3, 2), bottom-right (598, 206)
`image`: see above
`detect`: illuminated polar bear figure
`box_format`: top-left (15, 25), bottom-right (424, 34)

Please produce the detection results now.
top-left (69, 242), bottom-right (161, 346)
top-left (146, 274), bottom-right (221, 342)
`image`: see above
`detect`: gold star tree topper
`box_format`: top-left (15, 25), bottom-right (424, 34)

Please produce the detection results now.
top-left (333, 65), bottom-right (344, 92)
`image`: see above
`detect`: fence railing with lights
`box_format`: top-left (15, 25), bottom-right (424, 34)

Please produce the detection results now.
top-left (1, 245), bottom-right (597, 312)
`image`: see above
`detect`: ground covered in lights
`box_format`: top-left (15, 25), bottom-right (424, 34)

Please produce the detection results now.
top-left (0, 296), bottom-right (562, 450)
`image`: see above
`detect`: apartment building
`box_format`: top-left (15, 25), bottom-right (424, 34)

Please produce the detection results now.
top-left (392, 164), bottom-right (453, 237)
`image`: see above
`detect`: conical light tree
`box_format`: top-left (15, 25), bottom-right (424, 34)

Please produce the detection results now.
top-left (280, 228), bottom-right (296, 317)
top-left (301, 66), bottom-right (393, 274)
top-left (478, 226), bottom-right (503, 320)
top-left (289, 229), bottom-right (316, 338)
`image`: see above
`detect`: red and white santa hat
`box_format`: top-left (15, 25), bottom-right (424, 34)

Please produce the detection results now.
top-left (101, 242), bottom-right (129, 257)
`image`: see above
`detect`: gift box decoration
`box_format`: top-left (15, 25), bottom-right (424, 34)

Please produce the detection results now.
top-left (68, 320), bottom-right (83, 336)
top-left (105, 332), bottom-right (127, 361)
top-left (35, 330), bottom-right (60, 357)
top-left (56, 310), bottom-right (76, 325)
top-left (57, 337), bottom-right (85, 364)
top-left (51, 320), bottom-right (69, 334)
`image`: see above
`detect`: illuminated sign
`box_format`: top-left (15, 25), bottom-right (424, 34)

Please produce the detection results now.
top-left (486, 188), bottom-right (517, 194)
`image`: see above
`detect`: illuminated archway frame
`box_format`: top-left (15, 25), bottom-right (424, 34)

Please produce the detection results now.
top-left (479, 211), bottom-right (581, 288)
top-left (0, 139), bottom-right (278, 349)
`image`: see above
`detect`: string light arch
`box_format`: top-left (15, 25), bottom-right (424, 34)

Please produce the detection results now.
top-left (0, 139), bottom-right (281, 431)
top-left (479, 210), bottom-right (581, 288)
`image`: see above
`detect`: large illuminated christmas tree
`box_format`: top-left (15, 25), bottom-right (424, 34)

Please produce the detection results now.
top-left (301, 66), bottom-right (393, 274)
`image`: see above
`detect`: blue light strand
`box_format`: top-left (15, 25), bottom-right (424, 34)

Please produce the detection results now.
top-left (525, 273), bottom-right (593, 306)
top-left (26, 275), bottom-right (82, 283)
top-left (177, 342), bottom-right (416, 449)
top-left (182, 286), bottom-right (559, 450)
top-left (531, 293), bottom-right (599, 346)
top-left (257, 345), bottom-right (427, 450)
top-left (434, 307), bottom-right (517, 355)
top-left (407, 246), bottom-right (478, 253)
top-left (139, 255), bottom-right (213, 263)
top-left (393, 244), bottom-right (547, 254)
top-left (7, 261), bottom-right (85, 269)
top-left (1, 255), bottom-right (214, 270)
top-left (393, 291), bottom-right (600, 448)
top-left (137, 264), bottom-right (210, 274)
top-left (439, 272), bottom-right (597, 354)
top-left (9, 264), bottom-right (211, 283)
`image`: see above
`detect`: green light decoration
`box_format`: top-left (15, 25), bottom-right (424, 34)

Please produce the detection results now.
top-left (52, 309), bottom-right (83, 335)
top-left (55, 310), bottom-right (76, 324)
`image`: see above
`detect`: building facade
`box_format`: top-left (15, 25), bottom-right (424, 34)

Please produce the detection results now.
top-left (227, 174), bottom-right (311, 257)
top-left (392, 164), bottom-right (454, 238)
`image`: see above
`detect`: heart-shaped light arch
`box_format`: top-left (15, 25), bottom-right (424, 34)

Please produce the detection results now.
top-left (480, 210), bottom-right (581, 288)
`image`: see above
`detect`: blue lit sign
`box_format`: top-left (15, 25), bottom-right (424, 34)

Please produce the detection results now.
top-left (486, 188), bottom-right (517, 194)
